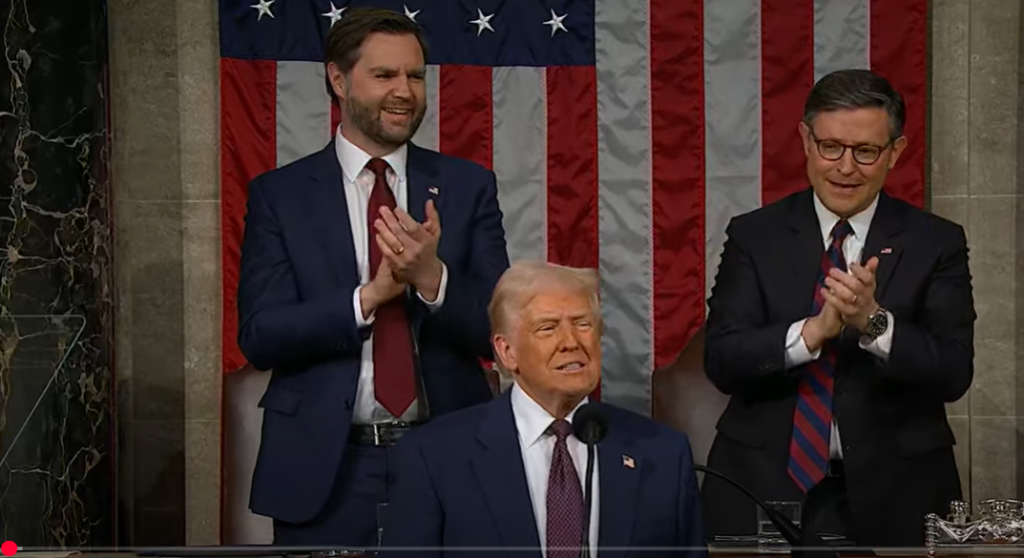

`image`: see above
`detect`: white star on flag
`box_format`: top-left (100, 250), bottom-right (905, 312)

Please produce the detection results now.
top-left (251, 0), bottom-right (274, 21)
top-left (404, 4), bottom-right (420, 22)
top-left (469, 8), bottom-right (495, 36)
top-left (543, 10), bottom-right (568, 36)
top-left (322, 2), bottom-right (345, 25)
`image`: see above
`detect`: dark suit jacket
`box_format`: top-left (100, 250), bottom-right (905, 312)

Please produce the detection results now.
top-left (380, 390), bottom-right (709, 558)
top-left (701, 189), bottom-right (974, 547)
top-left (237, 141), bottom-right (510, 524)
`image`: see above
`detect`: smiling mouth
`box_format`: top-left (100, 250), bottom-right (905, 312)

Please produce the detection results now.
top-left (382, 107), bottom-right (411, 116)
top-left (829, 180), bottom-right (861, 188)
top-left (556, 362), bottom-right (585, 372)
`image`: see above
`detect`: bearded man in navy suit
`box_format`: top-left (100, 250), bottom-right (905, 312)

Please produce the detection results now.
top-left (236, 7), bottom-right (509, 547)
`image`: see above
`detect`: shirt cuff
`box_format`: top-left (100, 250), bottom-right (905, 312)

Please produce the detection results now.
top-left (786, 318), bottom-right (820, 368)
top-left (354, 286), bottom-right (374, 327)
top-left (859, 310), bottom-right (894, 361)
top-left (416, 261), bottom-right (448, 310)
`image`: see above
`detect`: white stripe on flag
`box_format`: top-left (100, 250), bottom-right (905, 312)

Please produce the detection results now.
top-left (411, 65), bottom-right (440, 151)
top-left (596, 0), bottom-right (652, 415)
top-left (704, 0), bottom-right (762, 302)
top-left (492, 67), bottom-right (547, 263)
top-left (814, 0), bottom-right (870, 82)
top-left (276, 61), bottom-right (331, 167)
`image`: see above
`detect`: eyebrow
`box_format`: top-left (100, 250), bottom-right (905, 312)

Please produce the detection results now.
top-left (368, 65), bottom-right (426, 75)
top-left (529, 312), bottom-right (592, 325)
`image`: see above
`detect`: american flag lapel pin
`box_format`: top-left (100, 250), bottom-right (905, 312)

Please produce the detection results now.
top-left (881, 247), bottom-right (893, 254)
top-left (622, 455), bottom-right (635, 469)
top-left (428, 186), bottom-right (439, 195)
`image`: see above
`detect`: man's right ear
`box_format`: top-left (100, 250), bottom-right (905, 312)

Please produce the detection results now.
top-left (326, 62), bottom-right (347, 101)
top-left (492, 334), bottom-right (517, 374)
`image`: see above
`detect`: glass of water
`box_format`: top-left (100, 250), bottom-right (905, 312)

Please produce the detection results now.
top-left (757, 501), bottom-right (801, 553)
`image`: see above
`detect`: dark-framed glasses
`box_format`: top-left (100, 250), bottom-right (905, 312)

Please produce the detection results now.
top-left (808, 128), bottom-right (894, 165)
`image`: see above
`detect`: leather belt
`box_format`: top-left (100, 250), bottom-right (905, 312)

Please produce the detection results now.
top-left (348, 421), bottom-right (423, 446)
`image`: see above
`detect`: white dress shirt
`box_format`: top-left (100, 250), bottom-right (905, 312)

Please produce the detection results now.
top-left (784, 192), bottom-right (894, 458)
top-left (511, 383), bottom-right (599, 558)
top-left (334, 126), bottom-right (450, 424)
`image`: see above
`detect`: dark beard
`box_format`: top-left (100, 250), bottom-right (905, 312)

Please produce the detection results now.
top-left (345, 94), bottom-right (425, 149)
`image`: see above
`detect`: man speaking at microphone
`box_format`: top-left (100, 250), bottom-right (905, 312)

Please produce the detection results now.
top-left (380, 261), bottom-right (708, 558)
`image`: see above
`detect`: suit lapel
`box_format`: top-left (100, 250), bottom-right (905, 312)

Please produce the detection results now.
top-left (786, 190), bottom-right (826, 313)
top-left (406, 144), bottom-right (441, 224)
top-left (471, 392), bottom-right (543, 558)
top-left (861, 192), bottom-right (906, 301)
top-left (597, 413), bottom-right (642, 558)
top-left (307, 142), bottom-right (359, 285)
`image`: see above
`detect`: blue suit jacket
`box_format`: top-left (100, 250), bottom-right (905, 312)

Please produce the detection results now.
top-left (237, 141), bottom-right (510, 524)
top-left (380, 390), bottom-right (709, 558)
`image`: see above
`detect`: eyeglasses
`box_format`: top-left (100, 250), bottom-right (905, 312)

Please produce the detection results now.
top-left (808, 128), bottom-right (894, 165)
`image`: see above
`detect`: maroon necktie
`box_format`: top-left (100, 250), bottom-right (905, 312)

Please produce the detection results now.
top-left (547, 419), bottom-right (584, 558)
top-left (365, 158), bottom-right (416, 418)
top-left (787, 220), bottom-right (853, 492)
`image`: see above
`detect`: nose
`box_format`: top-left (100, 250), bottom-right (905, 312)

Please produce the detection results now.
top-left (556, 325), bottom-right (581, 351)
top-left (837, 149), bottom-right (858, 175)
top-left (391, 74), bottom-right (412, 98)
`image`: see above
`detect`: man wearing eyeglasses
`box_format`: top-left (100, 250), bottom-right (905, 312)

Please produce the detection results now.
top-left (701, 69), bottom-right (974, 547)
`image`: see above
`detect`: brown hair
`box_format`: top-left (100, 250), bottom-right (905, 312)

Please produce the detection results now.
top-left (323, 7), bottom-right (428, 100)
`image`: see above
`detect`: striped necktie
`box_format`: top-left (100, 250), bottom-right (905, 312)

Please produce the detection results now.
top-left (787, 219), bottom-right (853, 492)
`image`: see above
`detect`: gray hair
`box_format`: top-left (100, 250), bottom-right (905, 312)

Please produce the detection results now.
top-left (488, 260), bottom-right (602, 339)
top-left (803, 69), bottom-right (905, 139)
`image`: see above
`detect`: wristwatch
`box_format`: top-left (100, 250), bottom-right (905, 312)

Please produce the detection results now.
top-left (863, 307), bottom-right (889, 340)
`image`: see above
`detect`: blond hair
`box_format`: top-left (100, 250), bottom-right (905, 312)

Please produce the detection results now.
top-left (488, 260), bottom-right (602, 338)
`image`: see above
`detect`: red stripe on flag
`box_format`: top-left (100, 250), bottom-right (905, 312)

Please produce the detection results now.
top-left (221, 58), bottom-right (278, 373)
top-left (439, 65), bottom-right (493, 169)
top-left (761, 0), bottom-right (814, 205)
top-left (546, 66), bottom-right (598, 269)
top-left (546, 66), bottom-right (600, 401)
top-left (870, 0), bottom-right (927, 208)
top-left (650, 0), bottom-right (704, 370)
top-left (331, 101), bottom-right (341, 139)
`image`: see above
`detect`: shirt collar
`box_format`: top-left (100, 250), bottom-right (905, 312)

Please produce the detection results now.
top-left (334, 125), bottom-right (408, 185)
top-left (511, 382), bottom-right (588, 450)
top-left (812, 190), bottom-right (878, 243)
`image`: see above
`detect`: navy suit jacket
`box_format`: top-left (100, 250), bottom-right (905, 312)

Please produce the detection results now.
top-left (380, 390), bottom-right (709, 558)
top-left (237, 141), bottom-right (510, 524)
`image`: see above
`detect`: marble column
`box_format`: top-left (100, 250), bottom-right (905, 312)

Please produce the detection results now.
top-left (929, 0), bottom-right (1023, 507)
top-left (108, 0), bottom-right (221, 546)
top-left (0, 0), bottom-right (115, 547)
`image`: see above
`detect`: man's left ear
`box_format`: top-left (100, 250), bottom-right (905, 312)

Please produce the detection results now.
top-left (888, 136), bottom-right (908, 169)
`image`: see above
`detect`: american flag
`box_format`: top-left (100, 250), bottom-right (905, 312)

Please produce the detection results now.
top-left (219, 0), bottom-right (927, 416)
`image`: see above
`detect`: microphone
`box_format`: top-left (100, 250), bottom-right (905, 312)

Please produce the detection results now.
top-left (693, 464), bottom-right (837, 558)
top-left (572, 403), bottom-right (608, 558)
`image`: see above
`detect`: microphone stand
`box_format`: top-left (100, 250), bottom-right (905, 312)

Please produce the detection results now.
top-left (694, 465), bottom-right (839, 558)
top-left (580, 444), bottom-right (595, 558)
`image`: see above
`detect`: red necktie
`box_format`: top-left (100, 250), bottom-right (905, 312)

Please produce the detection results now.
top-left (787, 220), bottom-right (853, 492)
top-left (547, 419), bottom-right (584, 558)
top-left (365, 158), bottom-right (416, 418)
